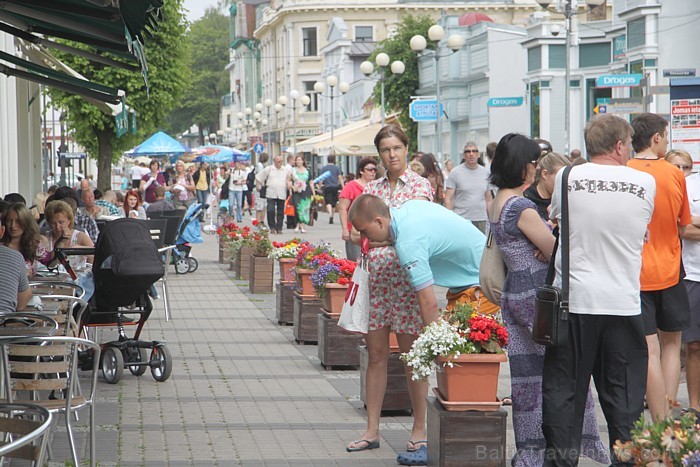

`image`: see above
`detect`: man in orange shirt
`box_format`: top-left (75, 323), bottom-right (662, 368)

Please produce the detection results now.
top-left (628, 113), bottom-right (691, 421)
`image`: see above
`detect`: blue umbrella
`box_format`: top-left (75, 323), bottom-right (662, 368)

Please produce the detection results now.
top-left (177, 145), bottom-right (250, 164)
top-left (132, 131), bottom-right (190, 156)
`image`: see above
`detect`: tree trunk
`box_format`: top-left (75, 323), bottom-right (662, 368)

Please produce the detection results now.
top-left (95, 128), bottom-right (113, 192)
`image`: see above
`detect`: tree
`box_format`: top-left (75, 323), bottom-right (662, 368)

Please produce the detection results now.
top-left (368, 15), bottom-right (434, 153)
top-left (168, 8), bottom-right (230, 144)
top-left (47, 0), bottom-right (189, 191)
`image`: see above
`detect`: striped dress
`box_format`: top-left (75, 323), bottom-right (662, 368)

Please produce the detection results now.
top-left (492, 196), bottom-right (608, 466)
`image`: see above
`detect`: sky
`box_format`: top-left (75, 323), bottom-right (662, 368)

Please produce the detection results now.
top-left (183, 0), bottom-right (220, 21)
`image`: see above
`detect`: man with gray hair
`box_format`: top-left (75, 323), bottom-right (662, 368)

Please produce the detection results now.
top-left (444, 141), bottom-right (492, 233)
top-left (542, 114), bottom-right (655, 466)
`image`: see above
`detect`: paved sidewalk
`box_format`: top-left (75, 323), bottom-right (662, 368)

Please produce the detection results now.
top-left (46, 210), bottom-right (687, 466)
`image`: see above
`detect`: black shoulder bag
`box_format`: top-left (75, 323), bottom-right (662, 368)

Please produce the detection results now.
top-left (532, 165), bottom-right (572, 347)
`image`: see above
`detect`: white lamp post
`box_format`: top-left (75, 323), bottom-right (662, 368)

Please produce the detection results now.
top-left (287, 90), bottom-right (310, 156)
top-left (361, 54), bottom-right (405, 125)
top-left (537, 0), bottom-right (605, 154)
top-left (264, 98), bottom-right (273, 156)
top-left (411, 25), bottom-right (465, 160)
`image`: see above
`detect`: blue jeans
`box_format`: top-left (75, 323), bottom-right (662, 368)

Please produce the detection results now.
top-left (196, 189), bottom-right (209, 220)
top-left (229, 190), bottom-right (243, 221)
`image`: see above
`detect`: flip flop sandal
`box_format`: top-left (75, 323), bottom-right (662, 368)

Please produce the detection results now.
top-left (346, 439), bottom-right (380, 452)
top-left (407, 440), bottom-right (428, 452)
top-left (502, 395), bottom-right (512, 406)
top-left (396, 445), bottom-right (427, 466)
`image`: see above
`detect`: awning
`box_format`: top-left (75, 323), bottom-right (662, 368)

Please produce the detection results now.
top-left (0, 0), bottom-right (163, 90)
top-left (300, 112), bottom-right (397, 156)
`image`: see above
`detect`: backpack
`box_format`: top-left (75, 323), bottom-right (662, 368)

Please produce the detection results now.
top-left (246, 170), bottom-right (255, 191)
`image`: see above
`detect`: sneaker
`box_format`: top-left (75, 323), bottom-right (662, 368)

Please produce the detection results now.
top-left (329, 217), bottom-right (334, 224)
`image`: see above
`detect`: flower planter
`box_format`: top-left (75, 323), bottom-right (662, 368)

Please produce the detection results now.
top-left (359, 345), bottom-right (412, 413)
top-left (278, 258), bottom-right (296, 283)
top-left (235, 246), bottom-right (254, 280)
top-left (322, 283), bottom-right (349, 314)
top-left (317, 312), bottom-right (363, 369)
top-left (295, 268), bottom-right (315, 296)
top-left (435, 353), bottom-right (507, 404)
top-left (219, 239), bottom-right (234, 264)
top-left (293, 292), bottom-right (323, 344)
top-left (249, 255), bottom-right (274, 293)
top-left (276, 281), bottom-right (295, 325)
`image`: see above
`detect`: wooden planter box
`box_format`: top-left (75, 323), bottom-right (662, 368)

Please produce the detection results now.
top-left (427, 397), bottom-right (507, 467)
top-left (317, 312), bottom-right (363, 369)
top-left (359, 345), bottom-right (412, 413)
top-left (293, 292), bottom-right (323, 344)
top-left (278, 258), bottom-right (296, 284)
top-left (235, 246), bottom-right (254, 280)
top-left (276, 281), bottom-right (295, 325)
top-left (249, 255), bottom-right (274, 293)
top-left (219, 240), bottom-right (234, 264)
top-left (322, 283), bottom-right (349, 314)
top-left (295, 268), bottom-right (315, 296)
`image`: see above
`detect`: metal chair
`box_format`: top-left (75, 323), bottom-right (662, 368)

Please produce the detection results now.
top-left (0, 313), bottom-right (59, 337)
top-left (0, 336), bottom-right (101, 467)
top-left (143, 219), bottom-right (176, 321)
top-left (0, 402), bottom-right (53, 466)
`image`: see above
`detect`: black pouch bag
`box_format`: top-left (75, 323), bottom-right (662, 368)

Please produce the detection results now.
top-left (532, 166), bottom-right (572, 347)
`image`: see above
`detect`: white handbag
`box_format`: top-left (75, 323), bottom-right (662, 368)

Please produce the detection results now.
top-left (338, 255), bottom-right (370, 334)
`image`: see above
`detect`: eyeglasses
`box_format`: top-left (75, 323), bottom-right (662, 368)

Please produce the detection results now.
top-left (364, 167), bottom-right (377, 172)
top-left (674, 164), bottom-right (692, 171)
top-left (463, 149), bottom-right (479, 154)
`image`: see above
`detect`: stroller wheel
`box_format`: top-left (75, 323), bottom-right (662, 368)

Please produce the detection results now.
top-left (151, 344), bottom-right (172, 382)
top-left (127, 347), bottom-right (148, 376)
top-left (101, 347), bottom-right (124, 384)
top-left (187, 257), bottom-right (198, 273)
top-left (175, 258), bottom-right (190, 274)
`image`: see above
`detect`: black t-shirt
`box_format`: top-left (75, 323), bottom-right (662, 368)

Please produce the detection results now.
top-left (523, 184), bottom-right (550, 221)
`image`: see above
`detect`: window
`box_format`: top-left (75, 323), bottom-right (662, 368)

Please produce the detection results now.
top-left (549, 45), bottom-right (565, 69)
top-left (579, 43), bottom-right (610, 68)
top-left (355, 26), bottom-right (373, 42)
top-left (302, 28), bottom-right (317, 56)
top-left (530, 82), bottom-right (540, 138)
top-left (627, 18), bottom-right (645, 49)
top-left (528, 46), bottom-right (541, 72)
top-left (304, 81), bottom-right (320, 112)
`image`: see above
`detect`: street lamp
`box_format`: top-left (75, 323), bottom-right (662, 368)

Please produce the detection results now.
top-left (264, 99), bottom-right (273, 156)
top-left (361, 54), bottom-right (405, 125)
top-left (280, 90), bottom-right (310, 156)
top-left (410, 25), bottom-right (465, 160)
top-left (537, 0), bottom-right (605, 155)
top-left (315, 75), bottom-right (350, 143)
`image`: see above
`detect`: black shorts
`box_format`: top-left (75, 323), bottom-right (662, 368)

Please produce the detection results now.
top-left (323, 186), bottom-right (340, 207)
top-left (641, 281), bottom-right (691, 335)
top-left (132, 179), bottom-right (141, 189)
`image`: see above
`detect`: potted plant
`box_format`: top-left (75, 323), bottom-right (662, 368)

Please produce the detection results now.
top-left (401, 303), bottom-right (508, 405)
top-left (294, 242), bottom-right (338, 296)
top-left (613, 413), bottom-right (700, 466)
top-left (248, 221), bottom-right (274, 293)
top-left (310, 258), bottom-right (356, 313)
top-left (269, 238), bottom-right (302, 283)
top-left (217, 221), bottom-right (242, 264)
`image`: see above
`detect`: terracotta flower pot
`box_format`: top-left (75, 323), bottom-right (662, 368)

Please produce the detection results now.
top-left (278, 258), bottom-right (296, 283)
top-left (322, 283), bottom-right (349, 314)
top-left (435, 353), bottom-right (507, 403)
top-left (296, 268), bottom-right (315, 296)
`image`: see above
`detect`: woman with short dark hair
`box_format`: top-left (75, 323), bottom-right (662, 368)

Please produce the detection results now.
top-left (489, 133), bottom-right (608, 466)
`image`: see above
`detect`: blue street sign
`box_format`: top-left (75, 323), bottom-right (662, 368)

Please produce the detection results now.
top-left (595, 74), bottom-right (643, 88)
top-left (596, 97), bottom-right (611, 105)
top-left (253, 143), bottom-right (265, 154)
top-left (409, 99), bottom-right (443, 122)
top-left (487, 97), bottom-right (524, 108)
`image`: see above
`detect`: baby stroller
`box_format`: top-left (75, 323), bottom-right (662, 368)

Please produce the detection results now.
top-left (63, 218), bottom-right (172, 384)
top-left (172, 202), bottom-right (207, 274)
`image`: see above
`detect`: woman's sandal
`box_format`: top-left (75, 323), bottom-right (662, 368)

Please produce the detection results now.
top-left (346, 439), bottom-right (380, 452)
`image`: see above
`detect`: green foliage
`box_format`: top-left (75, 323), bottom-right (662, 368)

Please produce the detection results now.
top-left (168, 7), bottom-right (230, 140)
top-left (46, 0), bottom-right (189, 189)
top-left (369, 15), bottom-right (434, 153)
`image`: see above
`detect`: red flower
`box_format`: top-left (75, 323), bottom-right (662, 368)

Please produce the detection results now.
top-left (337, 277), bottom-right (350, 285)
top-left (252, 220), bottom-right (259, 226)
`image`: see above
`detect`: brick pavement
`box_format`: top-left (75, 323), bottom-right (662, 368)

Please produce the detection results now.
top-left (44, 209), bottom-right (686, 466)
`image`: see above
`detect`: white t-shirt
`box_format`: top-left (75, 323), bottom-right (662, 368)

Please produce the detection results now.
top-left (131, 165), bottom-right (148, 181)
top-left (683, 173), bottom-right (700, 281)
top-left (445, 163), bottom-right (490, 221)
top-left (229, 169), bottom-right (247, 192)
top-left (550, 163), bottom-right (655, 316)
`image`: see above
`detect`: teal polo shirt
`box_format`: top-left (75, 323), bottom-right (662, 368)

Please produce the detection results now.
top-left (390, 200), bottom-right (485, 293)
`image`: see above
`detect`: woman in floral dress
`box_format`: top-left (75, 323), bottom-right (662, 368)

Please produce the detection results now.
top-left (289, 155), bottom-right (314, 232)
top-left (489, 134), bottom-right (608, 466)
top-left (346, 125), bottom-right (433, 455)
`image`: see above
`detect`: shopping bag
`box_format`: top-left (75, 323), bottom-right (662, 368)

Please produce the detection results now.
top-left (338, 255), bottom-right (370, 334)
top-left (284, 195), bottom-right (295, 216)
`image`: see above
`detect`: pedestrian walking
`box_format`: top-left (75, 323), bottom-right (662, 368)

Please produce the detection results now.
top-left (257, 155), bottom-right (291, 234)
top-left (542, 114), bottom-right (655, 466)
top-left (318, 155), bottom-right (344, 224)
top-left (338, 157), bottom-right (377, 261)
top-left (444, 141), bottom-right (492, 233)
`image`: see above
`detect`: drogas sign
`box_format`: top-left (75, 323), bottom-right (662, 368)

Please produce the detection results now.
top-left (595, 74), bottom-right (643, 88)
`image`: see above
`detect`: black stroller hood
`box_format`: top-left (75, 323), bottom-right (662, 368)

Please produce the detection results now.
top-left (93, 218), bottom-right (164, 307)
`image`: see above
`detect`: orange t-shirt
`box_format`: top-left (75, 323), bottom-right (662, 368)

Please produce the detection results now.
top-left (627, 158), bottom-right (691, 290)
